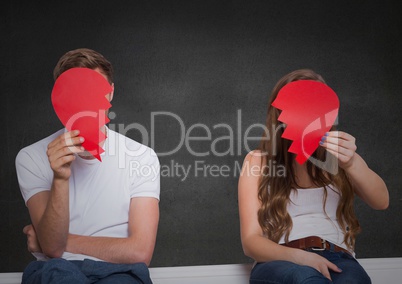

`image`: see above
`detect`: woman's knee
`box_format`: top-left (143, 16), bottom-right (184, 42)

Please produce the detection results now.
top-left (332, 267), bottom-right (371, 284)
top-left (290, 266), bottom-right (331, 284)
top-left (250, 261), bottom-right (330, 284)
top-left (332, 255), bottom-right (372, 284)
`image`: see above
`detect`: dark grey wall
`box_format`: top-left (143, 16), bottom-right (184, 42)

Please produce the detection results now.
top-left (2, 0), bottom-right (401, 272)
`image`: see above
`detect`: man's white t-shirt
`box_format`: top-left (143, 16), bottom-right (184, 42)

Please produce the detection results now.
top-left (15, 128), bottom-right (160, 261)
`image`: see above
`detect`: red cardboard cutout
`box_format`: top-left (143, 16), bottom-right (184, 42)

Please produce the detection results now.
top-left (272, 80), bottom-right (339, 164)
top-left (51, 68), bottom-right (112, 161)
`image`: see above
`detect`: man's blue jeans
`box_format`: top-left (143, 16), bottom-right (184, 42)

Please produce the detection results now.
top-left (250, 250), bottom-right (371, 284)
top-left (22, 258), bottom-right (152, 284)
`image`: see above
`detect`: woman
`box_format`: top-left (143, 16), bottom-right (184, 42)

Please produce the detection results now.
top-left (238, 69), bottom-right (389, 283)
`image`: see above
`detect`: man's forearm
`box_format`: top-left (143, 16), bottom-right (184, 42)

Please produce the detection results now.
top-left (36, 178), bottom-right (70, 258)
top-left (66, 234), bottom-right (154, 265)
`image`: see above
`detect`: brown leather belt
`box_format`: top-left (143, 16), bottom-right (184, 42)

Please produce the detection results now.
top-left (282, 236), bottom-right (351, 255)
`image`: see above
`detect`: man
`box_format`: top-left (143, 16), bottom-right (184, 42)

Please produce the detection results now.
top-left (15, 48), bottom-right (160, 283)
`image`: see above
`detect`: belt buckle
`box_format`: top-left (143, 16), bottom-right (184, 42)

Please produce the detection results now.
top-left (311, 238), bottom-right (326, 251)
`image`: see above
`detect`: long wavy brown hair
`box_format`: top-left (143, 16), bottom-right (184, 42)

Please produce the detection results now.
top-left (257, 69), bottom-right (360, 250)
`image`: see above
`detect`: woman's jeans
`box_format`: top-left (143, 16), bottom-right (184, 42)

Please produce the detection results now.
top-left (22, 258), bottom-right (152, 284)
top-left (250, 250), bottom-right (371, 284)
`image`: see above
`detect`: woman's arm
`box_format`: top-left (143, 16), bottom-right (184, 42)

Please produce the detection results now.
top-left (321, 131), bottom-right (389, 210)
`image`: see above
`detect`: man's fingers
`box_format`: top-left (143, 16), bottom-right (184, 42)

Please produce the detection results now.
top-left (49, 153), bottom-right (77, 170)
top-left (46, 131), bottom-right (85, 180)
top-left (47, 134), bottom-right (85, 164)
top-left (48, 149), bottom-right (75, 166)
top-left (47, 131), bottom-right (84, 156)
top-left (23, 225), bottom-right (32, 235)
top-left (49, 136), bottom-right (84, 153)
top-left (48, 130), bottom-right (80, 148)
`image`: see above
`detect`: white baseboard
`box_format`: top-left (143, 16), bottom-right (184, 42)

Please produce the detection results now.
top-left (0, 273), bottom-right (22, 284)
top-left (358, 258), bottom-right (402, 284)
top-left (1, 258), bottom-right (401, 284)
top-left (150, 263), bottom-right (253, 284)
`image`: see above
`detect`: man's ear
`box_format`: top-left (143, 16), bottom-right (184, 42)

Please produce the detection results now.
top-left (107, 83), bottom-right (114, 102)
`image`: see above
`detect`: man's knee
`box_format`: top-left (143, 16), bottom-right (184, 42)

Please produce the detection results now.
top-left (96, 273), bottom-right (145, 284)
top-left (22, 258), bottom-right (87, 284)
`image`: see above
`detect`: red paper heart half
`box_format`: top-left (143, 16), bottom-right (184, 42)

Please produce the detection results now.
top-left (51, 68), bottom-right (112, 161)
top-left (272, 80), bottom-right (339, 164)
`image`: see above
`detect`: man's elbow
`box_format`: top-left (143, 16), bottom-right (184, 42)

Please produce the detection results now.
top-left (128, 248), bottom-right (153, 266)
top-left (42, 247), bottom-right (64, 259)
top-left (40, 242), bottom-right (66, 259)
top-left (140, 254), bottom-right (152, 267)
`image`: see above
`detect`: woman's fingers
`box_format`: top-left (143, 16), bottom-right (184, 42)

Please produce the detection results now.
top-left (320, 131), bottom-right (357, 168)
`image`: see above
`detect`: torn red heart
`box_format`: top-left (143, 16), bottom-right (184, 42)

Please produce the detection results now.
top-left (272, 80), bottom-right (339, 164)
top-left (51, 68), bottom-right (112, 161)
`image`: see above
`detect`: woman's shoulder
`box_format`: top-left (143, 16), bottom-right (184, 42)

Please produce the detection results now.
top-left (245, 150), bottom-right (266, 162)
top-left (244, 150), bottom-right (266, 164)
top-left (240, 150), bottom-right (267, 176)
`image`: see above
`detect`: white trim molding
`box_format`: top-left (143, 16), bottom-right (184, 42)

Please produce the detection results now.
top-left (1, 258), bottom-right (401, 284)
top-left (358, 257), bottom-right (402, 284)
